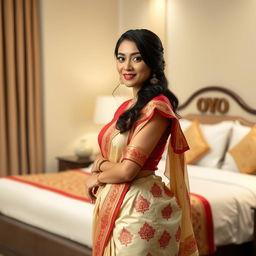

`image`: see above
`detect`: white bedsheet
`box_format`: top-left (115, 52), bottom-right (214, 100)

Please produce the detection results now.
top-left (157, 161), bottom-right (256, 246)
top-left (0, 165), bottom-right (256, 247)
top-left (188, 165), bottom-right (256, 246)
top-left (0, 176), bottom-right (94, 247)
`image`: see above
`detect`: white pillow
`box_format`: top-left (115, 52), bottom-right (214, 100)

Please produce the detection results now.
top-left (221, 122), bottom-right (251, 172)
top-left (194, 121), bottom-right (234, 168)
top-left (162, 119), bottom-right (233, 169)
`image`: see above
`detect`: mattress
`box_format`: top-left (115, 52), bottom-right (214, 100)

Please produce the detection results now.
top-left (156, 161), bottom-right (256, 246)
top-left (0, 164), bottom-right (256, 247)
top-left (0, 174), bottom-right (94, 247)
top-left (188, 166), bottom-right (256, 245)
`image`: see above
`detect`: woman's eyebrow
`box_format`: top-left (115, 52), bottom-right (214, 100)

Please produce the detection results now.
top-left (117, 52), bottom-right (141, 56)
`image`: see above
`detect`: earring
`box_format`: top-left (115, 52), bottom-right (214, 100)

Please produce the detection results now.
top-left (112, 83), bottom-right (121, 96)
top-left (150, 74), bottom-right (158, 85)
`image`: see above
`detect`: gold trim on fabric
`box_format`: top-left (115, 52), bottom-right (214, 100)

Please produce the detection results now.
top-left (123, 145), bottom-right (149, 167)
top-left (138, 100), bottom-right (175, 122)
top-left (191, 194), bottom-right (213, 255)
top-left (93, 184), bottom-right (128, 256)
top-left (128, 99), bottom-right (176, 142)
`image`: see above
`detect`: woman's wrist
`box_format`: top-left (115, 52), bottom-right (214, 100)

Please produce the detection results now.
top-left (93, 157), bottom-right (107, 171)
top-left (96, 172), bottom-right (103, 186)
top-left (98, 159), bottom-right (108, 172)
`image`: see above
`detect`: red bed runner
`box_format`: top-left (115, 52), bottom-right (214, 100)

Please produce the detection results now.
top-left (190, 193), bottom-right (215, 255)
top-left (5, 171), bottom-right (215, 255)
top-left (5, 170), bottom-right (92, 203)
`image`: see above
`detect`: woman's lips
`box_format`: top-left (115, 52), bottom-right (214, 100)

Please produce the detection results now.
top-left (123, 74), bottom-right (136, 80)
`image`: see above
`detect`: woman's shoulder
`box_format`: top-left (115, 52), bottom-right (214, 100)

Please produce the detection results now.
top-left (144, 94), bottom-right (173, 112)
top-left (151, 94), bottom-right (171, 105)
top-left (138, 94), bottom-right (176, 122)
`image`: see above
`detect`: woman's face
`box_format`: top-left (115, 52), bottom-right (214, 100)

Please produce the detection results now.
top-left (116, 40), bottom-right (151, 94)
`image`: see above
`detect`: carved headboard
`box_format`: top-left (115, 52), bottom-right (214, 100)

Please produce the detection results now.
top-left (177, 86), bottom-right (256, 125)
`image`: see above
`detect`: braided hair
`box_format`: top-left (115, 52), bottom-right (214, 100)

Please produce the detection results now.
top-left (114, 29), bottom-right (179, 133)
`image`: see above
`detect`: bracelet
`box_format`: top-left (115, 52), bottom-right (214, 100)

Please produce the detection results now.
top-left (95, 158), bottom-right (103, 169)
top-left (94, 158), bottom-right (102, 170)
top-left (98, 159), bottom-right (108, 172)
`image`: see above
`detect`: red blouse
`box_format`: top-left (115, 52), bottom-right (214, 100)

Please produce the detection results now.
top-left (98, 95), bottom-right (174, 171)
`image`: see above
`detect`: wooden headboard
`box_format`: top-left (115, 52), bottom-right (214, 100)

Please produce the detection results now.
top-left (177, 86), bottom-right (256, 126)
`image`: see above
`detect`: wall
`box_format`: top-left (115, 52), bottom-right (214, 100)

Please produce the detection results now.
top-left (166, 0), bottom-right (256, 113)
top-left (41, 0), bottom-right (118, 172)
top-left (118, 0), bottom-right (167, 46)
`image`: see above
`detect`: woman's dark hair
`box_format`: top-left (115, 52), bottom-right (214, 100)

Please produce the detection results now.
top-left (114, 29), bottom-right (179, 133)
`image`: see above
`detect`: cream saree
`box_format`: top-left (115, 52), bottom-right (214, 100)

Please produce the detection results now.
top-left (92, 96), bottom-right (199, 256)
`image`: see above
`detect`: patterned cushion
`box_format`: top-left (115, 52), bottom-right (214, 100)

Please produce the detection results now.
top-left (221, 122), bottom-right (251, 172)
top-left (228, 125), bottom-right (256, 174)
top-left (184, 120), bottom-right (210, 164)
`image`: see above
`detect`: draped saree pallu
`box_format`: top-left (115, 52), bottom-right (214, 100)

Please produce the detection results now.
top-left (93, 95), bottom-right (199, 256)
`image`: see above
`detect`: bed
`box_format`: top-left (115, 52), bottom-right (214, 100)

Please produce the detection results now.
top-left (0, 86), bottom-right (256, 256)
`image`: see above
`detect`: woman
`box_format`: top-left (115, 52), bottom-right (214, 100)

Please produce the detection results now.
top-left (86, 29), bottom-right (199, 256)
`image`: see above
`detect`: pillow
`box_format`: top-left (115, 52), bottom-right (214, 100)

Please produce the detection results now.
top-left (228, 125), bottom-right (256, 174)
top-left (221, 122), bottom-right (251, 172)
top-left (195, 121), bottom-right (234, 168)
top-left (184, 120), bottom-right (210, 164)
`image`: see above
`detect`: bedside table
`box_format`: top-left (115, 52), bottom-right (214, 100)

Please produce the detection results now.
top-left (56, 156), bottom-right (93, 171)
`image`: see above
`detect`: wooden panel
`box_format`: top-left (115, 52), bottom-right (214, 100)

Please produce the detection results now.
top-left (0, 214), bottom-right (92, 256)
top-left (183, 114), bottom-right (254, 126)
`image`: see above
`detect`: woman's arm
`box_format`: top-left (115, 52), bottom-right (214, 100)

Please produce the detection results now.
top-left (97, 111), bottom-right (169, 183)
top-left (91, 155), bottom-right (115, 173)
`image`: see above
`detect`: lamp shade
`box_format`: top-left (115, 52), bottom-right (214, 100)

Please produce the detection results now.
top-left (93, 96), bottom-right (129, 125)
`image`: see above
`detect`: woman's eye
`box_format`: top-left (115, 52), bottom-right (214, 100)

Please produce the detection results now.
top-left (133, 56), bottom-right (142, 62)
top-left (117, 56), bottom-right (125, 62)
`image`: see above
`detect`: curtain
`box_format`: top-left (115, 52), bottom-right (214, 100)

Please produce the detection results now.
top-left (0, 0), bottom-right (44, 176)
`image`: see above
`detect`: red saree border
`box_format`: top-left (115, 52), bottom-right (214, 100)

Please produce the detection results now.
top-left (102, 184), bottom-right (130, 251)
top-left (122, 145), bottom-right (149, 167)
top-left (135, 95), bottom-right (175, 127)
top-left (4, 170), bottom-right (92, 203)
top-left (98, 99), bottom-right (131, 155)
top-left (130, 95), bottom-right (189, 154)
top-left (101, 122), bottom-right (117, 158)
top-left (179, 234), bottom-right (198, 256)
top-left (190, 192), bottom-right (215, 254)
top-left (93, 183), bottom-right (130, 256)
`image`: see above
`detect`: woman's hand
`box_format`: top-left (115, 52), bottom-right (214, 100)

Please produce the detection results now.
top-left (91, 155), bottom-right (104, 174)
top-left (85, 173), bottom-right (101, 203)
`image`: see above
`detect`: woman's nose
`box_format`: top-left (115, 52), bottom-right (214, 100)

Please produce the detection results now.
top-left (124, 59), bottom-right (133, 70)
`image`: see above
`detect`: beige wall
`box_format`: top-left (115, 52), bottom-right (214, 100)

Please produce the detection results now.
top-left (41, 0), bottom-right (118, 172)
top-left (166, 0), bottom-right (256, 112)
top-left (118, 0), bottom-right (167, 46)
